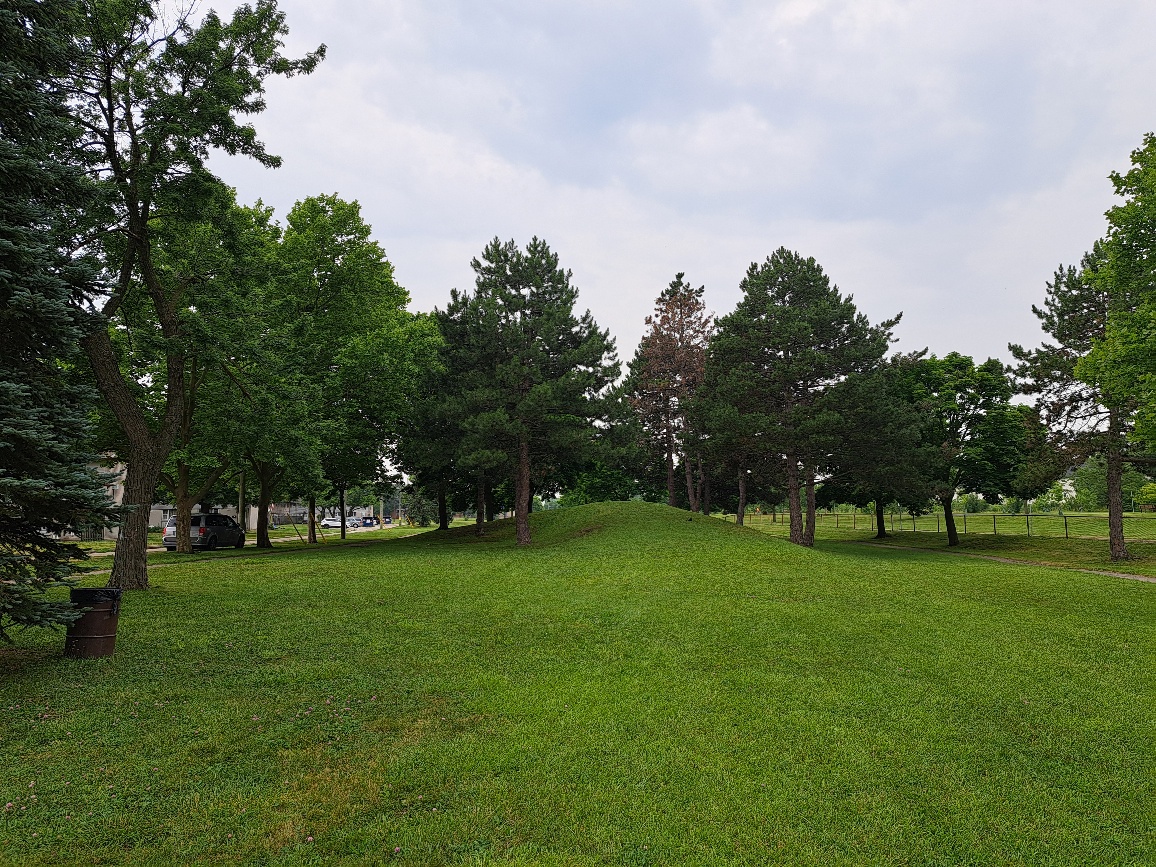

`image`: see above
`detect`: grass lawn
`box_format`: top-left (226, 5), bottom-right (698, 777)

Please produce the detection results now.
top-left (1, 502), bottom-right (1152, 865)
top-left (742, 514), bottom-right (1156, 580)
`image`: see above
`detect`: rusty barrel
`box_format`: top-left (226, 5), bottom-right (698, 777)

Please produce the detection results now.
top-left (64, 587), bottom-right (123, 659)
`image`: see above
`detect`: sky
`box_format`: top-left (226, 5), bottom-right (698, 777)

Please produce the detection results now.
top-left (211, 0), bottom-right (1156, 366)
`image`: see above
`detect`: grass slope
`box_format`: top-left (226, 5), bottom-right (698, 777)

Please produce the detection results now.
top-left (1, 502), bottom-right (1152, 866)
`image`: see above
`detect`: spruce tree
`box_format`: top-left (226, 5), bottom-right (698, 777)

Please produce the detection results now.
top-left (0, 1), bottom-right (112, 641)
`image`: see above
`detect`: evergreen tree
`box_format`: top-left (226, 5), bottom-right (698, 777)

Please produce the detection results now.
top-left (626, 274), bottom-right (713, 509)
top-left (451, 238), bottom-right (618, 546)
top-left (0, 0), bottom-right (113, 641)
top-left (1010, 248), bottom-right (1138, 560)
top-left (704, 248), bottom-right (897, 545)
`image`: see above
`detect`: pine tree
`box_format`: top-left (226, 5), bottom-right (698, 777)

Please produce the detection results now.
top-left (0, 1), bottom-right (113, 641)
top-left (626, 274), bottom-right (713, 509)
top-left (1010, 247), bottom-right (1137, 560)
top-left (704, 249), bottom-right (897, 545)
top-left (451, 238), bottom-right (618, 546)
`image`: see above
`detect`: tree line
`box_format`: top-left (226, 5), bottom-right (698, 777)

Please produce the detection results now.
top-left (3, 0), bottom-right (1156, 643)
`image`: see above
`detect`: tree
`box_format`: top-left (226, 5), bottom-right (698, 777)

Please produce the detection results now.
top-left (626, 274), bottom-right (713, 509)
top-left (1076, 133), bottom-right (1156, 549)
top-left (450, 238), bottom-right (619, 546)
top-left (913, 354), bottom-right (1027, 546)
top-left (275, 194), bottom-right (438, 541)
top-left (1010, 246), bottom-right (1137, 560)
top-left (704, 248), bottom-right (897, 545)
top-left (71, 0), bottom-right (324, 588)
top-left (819, 353), bottom-right (934, 538)
top-left (0, 0), bottom-right (114, 641)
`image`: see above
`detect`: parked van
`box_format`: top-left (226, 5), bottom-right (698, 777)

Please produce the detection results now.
top-left (162, 514), bottom-right (245, 551)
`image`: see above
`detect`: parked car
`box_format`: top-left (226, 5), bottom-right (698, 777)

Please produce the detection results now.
top-left (361, 516), bottom-right (377, 527)
top-left (319, 516), bottom-right (344, 529)
top-left (163, 514), bottom-right (245, 551)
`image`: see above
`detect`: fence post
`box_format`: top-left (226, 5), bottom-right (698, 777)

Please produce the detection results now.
top-left (963, 512), bottom-right (967, 534)
top-left (1064, 516), bottom-right (1068, 539)
top-left (1026, 513), bottom-right (1030, 537)
top-left (891, 513), bottom-right (894, 533)
top-left (937, 514), bottom-right (940, 533)
top-left (853, 511), bottom-right (857, 530)
top-left (993, 514), bottom-right (997, 535)
top-left (913, 513), bottom-right (916, 532)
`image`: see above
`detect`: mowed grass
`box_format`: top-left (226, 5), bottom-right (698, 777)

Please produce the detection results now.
top-left (742, 513), bottom-right (1156, 580)
top-left (1, 502), bottom-right (1152, 866)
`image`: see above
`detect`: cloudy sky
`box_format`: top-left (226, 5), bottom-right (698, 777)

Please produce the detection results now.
top-left (212, 0), bottom-right (1156, 365)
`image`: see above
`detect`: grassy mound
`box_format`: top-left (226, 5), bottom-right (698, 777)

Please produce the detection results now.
top-left (1, 501), bottom-right (1152, 865)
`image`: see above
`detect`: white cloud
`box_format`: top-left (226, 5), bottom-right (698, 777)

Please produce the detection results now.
top-left (210, 0), bottom-right (1156, 367)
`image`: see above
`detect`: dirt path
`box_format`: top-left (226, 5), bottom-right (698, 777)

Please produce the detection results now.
top-left (842, 540), bottom-right (1156, 584)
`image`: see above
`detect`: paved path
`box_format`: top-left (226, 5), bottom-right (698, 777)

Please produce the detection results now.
top-left (843, 540), bottom-right (1156, 584)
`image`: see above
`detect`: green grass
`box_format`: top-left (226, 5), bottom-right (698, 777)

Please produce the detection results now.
top-left (2, 502), bottom-right (1153, 865)
top-left (741, 513), bottom-right (1156, 580)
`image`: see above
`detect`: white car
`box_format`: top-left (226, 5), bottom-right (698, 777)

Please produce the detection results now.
top-left (319, 516), bottom-right (344, 529)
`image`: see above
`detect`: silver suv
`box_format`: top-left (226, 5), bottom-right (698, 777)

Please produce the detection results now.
top-left (162, 514), bottom-right (245, 552)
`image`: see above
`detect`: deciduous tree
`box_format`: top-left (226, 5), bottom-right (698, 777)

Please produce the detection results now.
top-left (72, 0), bottom-right (323, 588)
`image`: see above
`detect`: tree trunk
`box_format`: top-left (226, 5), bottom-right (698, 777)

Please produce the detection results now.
top-left (700, 458), bottom-right (711, 515)
top-left (685, 452), bottom-right (699, 512)
top-left (526, 484), bottom-right (534, 516)
top-left (515, 435), bottom-right (532, 546)
top-left (237, 470), bottom-right (247, 533)
top-left (802, 469), bottom-right (817, 547)
top-left (308, 494), bottom-right (317, 544)
top-left (174, 462), bottom-right (194, 554)
top-left (1107, 410), bottom-right (1130, 561)
top-left (253, 461), bottom-right (279, 548)
top-left (438, 478), bottom-right (449, 531)
top-left (942, 493), bottom-right (959, 546)
top-left (109, 455), bottom-right (166, 589)
top-left (874, 498), bottom-right (888, 539)
top-left (168, 459), bottom-right (229, 554)
top-left (665, 415), bottom-right (676, 507)
top-left (339, 485), bottom-right (347, 540)
top-left (485, 483), bottom-right (497, 523)
top-left (475, 475), bottom-right (486, 536)
top-left (736, 468), bottom-right (747, 526)
top-left (86, 329), bottom-right (183, 590)
top-left (785, 456), bottom-right (804, 545)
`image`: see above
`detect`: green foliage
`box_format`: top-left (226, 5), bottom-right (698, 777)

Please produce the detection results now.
top-left (914, 354), bottom-right (1024, 502)
top-left (1136, 483), bottom-right (1156, 506)
top-left (1032, 482), bottom-right (1069, 514)
top-left (1068, 456), bottom-right (1152, 511)
top-left (400, 485), bottom-right (437, 527)
top-left (699, 248), bottom-right (897, 539)
top-left (437, 237), bottom-right (619, 542)
top-left (819, 352), bottom-right (935, 515)
top-left (0, 0), bottom-right (113, 640)
top-left (956, 493), bottom-right (991, 513)
top-left (1079, 133), bottom-right (1156, 448)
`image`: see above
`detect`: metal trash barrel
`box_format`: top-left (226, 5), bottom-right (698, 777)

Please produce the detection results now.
top-left (64, 588), bottom-right (123, 659)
